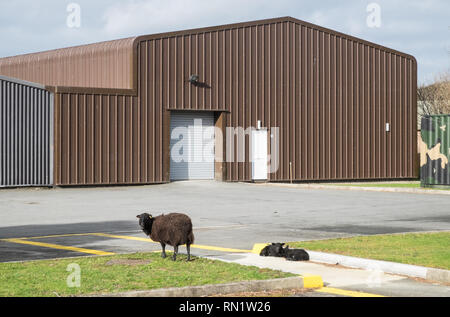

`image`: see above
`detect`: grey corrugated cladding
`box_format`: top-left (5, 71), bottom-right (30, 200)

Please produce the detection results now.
top-left (0, 75), bottom-right (54, 187)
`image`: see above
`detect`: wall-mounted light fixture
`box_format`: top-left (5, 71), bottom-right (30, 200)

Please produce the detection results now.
top-left (189, 74), bottom-right (199, 85)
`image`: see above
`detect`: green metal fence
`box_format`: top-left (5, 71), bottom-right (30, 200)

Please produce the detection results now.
top-left (420, 115), bottom-right (450, 187)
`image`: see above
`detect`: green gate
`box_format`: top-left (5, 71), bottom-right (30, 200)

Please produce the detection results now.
top-left (420, 115), bottom-right (450, 187)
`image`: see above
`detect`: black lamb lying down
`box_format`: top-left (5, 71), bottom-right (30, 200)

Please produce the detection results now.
top-left (137, 212), bottom-right (195, 261)
top-left (260, 243), bottom-right (309, 261)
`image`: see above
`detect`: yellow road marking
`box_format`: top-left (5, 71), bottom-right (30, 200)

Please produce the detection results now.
top-left (301, 275), bottom-right (324, 288)
top-left (190, 244), bottom-right (252, 253)
top-left (251, 243), bottom-right (270, 254)
top-left (4, 232), bottom-right (252, 253)
top-left (315, 287), bottom-right (385, 297)
top-left (91, 233), bottom-right (252, 253)
top-left (2, 238), bottom-right (115, 256)
top-left (90, 233), bottom-right (155, 242)
top-left (20, 233), bottom-right (94, 240)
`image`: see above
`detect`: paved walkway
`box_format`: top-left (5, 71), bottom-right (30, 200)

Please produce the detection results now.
top-left (207, 253), bottom-right (450, 297)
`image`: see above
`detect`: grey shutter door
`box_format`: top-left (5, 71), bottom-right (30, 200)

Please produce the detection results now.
top-left (170, 112), bottom-right (215, 180)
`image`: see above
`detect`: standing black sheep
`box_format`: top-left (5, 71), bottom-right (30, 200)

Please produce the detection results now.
top-left (136, 212), bottom-right (195, 261)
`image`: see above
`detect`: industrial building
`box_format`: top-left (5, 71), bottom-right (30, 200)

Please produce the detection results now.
top-left (0, 16), bottom-right (418, 187)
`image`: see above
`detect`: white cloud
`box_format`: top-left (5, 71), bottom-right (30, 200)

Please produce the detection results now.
top-left (0, 0), bottom-right (448, 83)
top-left (101, 0), bottom-right (268, 37)
top-left (309, 11), bottom-right (329, 26)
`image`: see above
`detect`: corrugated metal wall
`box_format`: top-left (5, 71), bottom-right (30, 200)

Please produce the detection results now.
top-left (3, 17), bottom-right (417, 186)
top-left (53, 91), bottom-right (166, 185)
top-left (136, 18), bottom-right (418, 182)
top-left (420, 115), bottom-right (450, 186)
top-left (0, 76), bottom-right (53, 187)
top-left (0, 38), bottom-right (136, 89)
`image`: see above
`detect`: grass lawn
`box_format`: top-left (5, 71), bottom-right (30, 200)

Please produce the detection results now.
top-left (0, 253), bottom-right (294, 297)
top-left (334, 182), bottom-right (421, 188)
top-left (289, 232), bottom-right (450, 270)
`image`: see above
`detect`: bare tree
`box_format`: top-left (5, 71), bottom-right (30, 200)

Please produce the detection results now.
top-left (418, 70), bottom-right (450, 124)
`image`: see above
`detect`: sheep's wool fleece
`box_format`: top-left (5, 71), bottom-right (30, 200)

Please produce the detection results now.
top-left (150, 213), bottom-right (194, 246)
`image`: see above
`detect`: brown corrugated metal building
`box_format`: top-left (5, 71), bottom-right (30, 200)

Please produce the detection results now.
top-left (0, 17), bottom-right (418, 186)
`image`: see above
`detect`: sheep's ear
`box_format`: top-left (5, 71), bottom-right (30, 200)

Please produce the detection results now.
top-left (136, 215), bottom-right (141, 218)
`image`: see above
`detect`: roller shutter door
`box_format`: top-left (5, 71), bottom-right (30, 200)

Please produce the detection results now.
top-left (170, 112), bottom-right (215, 180)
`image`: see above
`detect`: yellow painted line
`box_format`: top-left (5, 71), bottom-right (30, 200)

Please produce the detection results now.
top-left (190, 244), bottom-right (252, 253)
top-left (251, 243), bottom-right (270, 254)
top-left (301, 275), bottom-right (324, 288)
top-left (90, 233), bottom-right (155, 242)
top-left (2, 238), bottom-right (115, 256)
top-left (315, 287), bottom-right (385, 297)
top-left (18, 233), bottom-right (94, 240)
top-left (9, 232), bottom-right (252, 254)
top-left (91, 233), bottom-right (252, 253)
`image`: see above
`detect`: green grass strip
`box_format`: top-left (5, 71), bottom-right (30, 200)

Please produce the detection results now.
top-left (328, 182), bottom-right (450, 190)
top-left (289, 232), bottom-right (450, 270)
top-left (0, 253), bottom-right (293, 297)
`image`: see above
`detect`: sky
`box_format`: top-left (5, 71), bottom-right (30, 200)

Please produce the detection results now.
top-left (0, 0), bottom-right (448, 85)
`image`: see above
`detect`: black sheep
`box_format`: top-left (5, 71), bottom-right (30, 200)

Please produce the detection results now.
top-left (283, 246), bottom-right (310, 261)
top-left (136, 212), bottom-right (195, 261)
top-left (260, 243), bottom-right (309, 262)
top-left (259, 243), bottom-right (287, 257)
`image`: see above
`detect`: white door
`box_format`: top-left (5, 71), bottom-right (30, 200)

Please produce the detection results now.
top-left (251, 129), bottom-right (268, 181)
top-left (170, 112), bottom-right (215, 181)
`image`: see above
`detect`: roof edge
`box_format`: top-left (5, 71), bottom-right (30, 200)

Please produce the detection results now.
top-left (285, 17), bottom-right (417, 65)
top-left (133, 16), bottom-right (416, 64)
top-left (0, 37), bottom-right (138, 61)
top-left (46, 85), bottom-right (137, 96)
top-left (0, 74), bottom-right (48, 90)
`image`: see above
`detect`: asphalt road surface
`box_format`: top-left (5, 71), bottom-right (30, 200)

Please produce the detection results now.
top-left (1, 181), bottom-right (449, 297)
top-left (1, 180), bottom-right (449, 262)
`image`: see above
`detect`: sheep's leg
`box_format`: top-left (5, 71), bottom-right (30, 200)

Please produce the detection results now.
top-left (186, 244), bottom-right (191, 261)
top-left (160, 242), bottom-right (167, 258)
top-left (172, 245), bottom-right (178, 261)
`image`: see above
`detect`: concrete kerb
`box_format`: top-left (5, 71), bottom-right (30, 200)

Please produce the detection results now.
top-left (253, 182), bottom-right (450, 196)
top-left (250, 243), bottom-right (450, 285)
top-left (89, 244), bottom-right (325, 297)
top-left (85, 243), bottom-right (448, 297)
top-left (306, 250), bottom-right (450, 285)
top-left (90, 276), bottom-right (306, 297)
